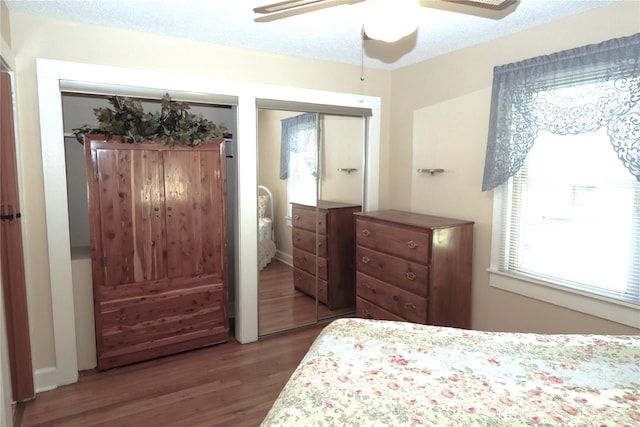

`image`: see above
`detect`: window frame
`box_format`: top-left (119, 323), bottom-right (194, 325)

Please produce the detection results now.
top-left (283, 113), bottom-right (319, 224)
top-left (488, 183), bottom-right (640, 328)
top-left (285, 145), bottom-right (318, 218)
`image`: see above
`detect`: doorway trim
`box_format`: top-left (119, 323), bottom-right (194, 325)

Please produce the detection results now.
top-left (35, 58), bottom-right (380, 391)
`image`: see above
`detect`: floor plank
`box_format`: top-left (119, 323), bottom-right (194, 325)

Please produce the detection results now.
top-left (19, 323), bottom-right (326, 427)
top-left (259, 259), bottom-right (354, 334)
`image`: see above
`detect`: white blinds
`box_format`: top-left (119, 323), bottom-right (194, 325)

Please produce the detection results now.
top-left (499, 130), bottom-right (640, 307)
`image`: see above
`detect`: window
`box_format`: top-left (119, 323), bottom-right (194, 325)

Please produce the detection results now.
top-left (484, 34), bottom-right (640, 327)
top-left (280, 112), bottom-right (318, 218)
top-left (286, 138), bottom-right (317, 215)
top-left (498, 126), bottom-right (640, 306)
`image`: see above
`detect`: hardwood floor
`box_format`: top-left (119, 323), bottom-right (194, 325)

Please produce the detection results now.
top-left (18, 323), bottom-right (327, 427)
top-left (17, 259), bottom-right (353, 426)
top-left (259, 259), bottom-right (354, 335)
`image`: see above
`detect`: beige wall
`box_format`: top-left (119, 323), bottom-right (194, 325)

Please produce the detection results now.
top-left (321, 115), bottom-right (365, 205)
top-left (390, 0), bottom-right (640, 335)
top-left (0, 0), bottom-right (10, 50)
top-left (5, 0), bottom-right (639, 389)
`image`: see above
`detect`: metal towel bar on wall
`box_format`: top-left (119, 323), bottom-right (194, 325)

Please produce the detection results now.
top-left (338, 168), bottom-right (358, 174)
top-left (417, 168), bottom-right (445, 175)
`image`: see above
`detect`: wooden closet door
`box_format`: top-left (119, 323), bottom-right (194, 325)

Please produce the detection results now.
top-left (0, 71), bottom-right (34, 401)
top-left (86, 137), bottom-right (228, 370)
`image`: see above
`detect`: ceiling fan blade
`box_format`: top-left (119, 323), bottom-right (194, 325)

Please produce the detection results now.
top-left (253, 0), bottom-right (517, 24)
top-left (254, 0), bottom-right (364, 23)
top-left (253, 0), bottom-right (329, 14)
top-left (442, 0), bottom-right (517, 10)
top-left (421, 0), bottom-right (518, 19)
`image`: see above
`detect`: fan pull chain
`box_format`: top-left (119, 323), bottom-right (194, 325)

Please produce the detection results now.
top-left (360, 26), bottom-right (366, 81)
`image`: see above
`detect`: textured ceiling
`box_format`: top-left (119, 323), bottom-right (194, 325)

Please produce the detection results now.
top-left (6, 0), bottom-right (617, 70)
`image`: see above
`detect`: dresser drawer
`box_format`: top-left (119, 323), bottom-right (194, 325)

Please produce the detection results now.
top-left (292, 247), bottom-right (327, 280)
top-left (356, 246), bottom-right (428, 297)
top-left (293, 267), bottom-right (327, 305)
top-left (292, 205), bottom-right (327, 234)
top-left (356, 272), bottom-right (427, 324)
top-left (292, 228), bottom-right (328, 258)
top-left (356, 297), bottom-right (405, 322)
top-left (356, 218), bottom-right (431, 264)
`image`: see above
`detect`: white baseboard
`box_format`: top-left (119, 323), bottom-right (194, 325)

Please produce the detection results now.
top-left (275, 251), bottom-right (292, 266)
top-left (33, 367), bottom-right (59, 394)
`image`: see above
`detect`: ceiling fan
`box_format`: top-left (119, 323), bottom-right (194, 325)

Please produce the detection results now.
top-left (254, 0), bottom-right (518, 42)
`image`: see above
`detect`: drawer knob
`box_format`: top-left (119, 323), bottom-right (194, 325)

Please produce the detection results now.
top-left (361, 229), bottom-right (371, 237)
top-left (406, 271), bottom-right (416, 281)
top-left (294, 235), bottom-right (300, 241)
top-left (294, 214), bottom-right (300, 220)
top-left (404, 302), bottom-right (417, 311)
top-left (361, 256), bottom-right (370, 264)
top-left (407, 240), bottom-right (417, 249)
top-left (362, 308), bottom-right (372, 318)
top-left (360, 282), bottom-right (371, 289)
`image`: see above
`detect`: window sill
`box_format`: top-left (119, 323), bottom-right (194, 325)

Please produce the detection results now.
top-left (488, 269), bottom-right (639, 329)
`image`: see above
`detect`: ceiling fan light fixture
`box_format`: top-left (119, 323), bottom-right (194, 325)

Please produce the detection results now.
top-left (363, 0), bottom-right (421, 43)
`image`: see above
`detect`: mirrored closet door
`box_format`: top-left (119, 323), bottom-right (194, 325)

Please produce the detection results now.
top-left (257, 109), bottom-right (366, 335)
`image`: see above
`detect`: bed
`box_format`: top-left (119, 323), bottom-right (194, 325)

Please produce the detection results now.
top-left (261, 318), bottom-right (640, 426)
top-left (258, 185), bottom-right (277, 271)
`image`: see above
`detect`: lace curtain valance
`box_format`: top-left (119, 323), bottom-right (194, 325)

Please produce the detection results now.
top-left (482, 33), bottom-right (640, 192)
top-left (279, 112), bottom-right (318, 180)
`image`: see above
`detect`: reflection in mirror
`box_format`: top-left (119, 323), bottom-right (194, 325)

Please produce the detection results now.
top-left (257, 110), bottom-right (365, 335)
top-left (316, 114), bottom-right (364, 321)
top-left (258, 109), bottom-right (315, 335)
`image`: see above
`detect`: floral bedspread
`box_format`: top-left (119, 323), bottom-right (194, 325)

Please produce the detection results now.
top-left (261, 318), bottom-right (640, 426)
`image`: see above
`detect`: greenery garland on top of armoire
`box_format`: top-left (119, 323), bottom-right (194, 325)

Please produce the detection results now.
top-left (72, 93), bottom-right (229, 147)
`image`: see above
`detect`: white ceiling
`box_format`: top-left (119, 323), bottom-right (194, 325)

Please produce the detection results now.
top-left (6, 0), bottom-right (617, 70)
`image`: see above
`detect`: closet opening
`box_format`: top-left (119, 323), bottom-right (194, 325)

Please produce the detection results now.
top-left (60, 88), bottom-right (238, 371)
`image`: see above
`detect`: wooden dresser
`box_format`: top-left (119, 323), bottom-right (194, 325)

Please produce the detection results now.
top-left (292, 201), bottom-right (361, 310)
top-left (354, 210), bottom-right (473, 329)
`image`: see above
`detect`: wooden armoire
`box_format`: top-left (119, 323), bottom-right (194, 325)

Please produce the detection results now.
top-left (84, 136), bottom-right (229, 370)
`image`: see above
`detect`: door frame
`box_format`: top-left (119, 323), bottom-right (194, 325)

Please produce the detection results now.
top-left (35, 58), bottom-right (381, 391)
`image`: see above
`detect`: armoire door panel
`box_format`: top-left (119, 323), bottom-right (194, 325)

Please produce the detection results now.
top-left (133, 149), bottom-right (167, 282)
top-left (94, 147), bottom-right (166, 286)
top-left (164, 149), bottom-right (225, 279)
top-left (196, 149), bottom-right (227, 277)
